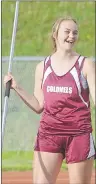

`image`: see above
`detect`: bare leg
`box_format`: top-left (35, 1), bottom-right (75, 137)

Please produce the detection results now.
top-left (33, 151), bottom-right (63, 184)
top-left (68, 157), bottom-right (94, 184)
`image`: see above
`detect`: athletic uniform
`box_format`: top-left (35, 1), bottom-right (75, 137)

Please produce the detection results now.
top-left (34, 55), bottom-right (95, 163)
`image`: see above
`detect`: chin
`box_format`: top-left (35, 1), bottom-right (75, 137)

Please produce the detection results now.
top-left (61, 46), bottom-right (73, 52)
top-left (61, 44), bottom-right (74, 51)
top-left (67, 46), bottom-right (74, 50)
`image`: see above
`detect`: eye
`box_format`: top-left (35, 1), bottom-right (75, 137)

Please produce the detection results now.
top-left (73, 32), bottom-right (78, 35)
top-left (64, 31), bottom-right (70, 34)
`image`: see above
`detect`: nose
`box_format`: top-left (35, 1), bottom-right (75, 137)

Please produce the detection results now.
top-left (69, 32), bottom-right (74, 39)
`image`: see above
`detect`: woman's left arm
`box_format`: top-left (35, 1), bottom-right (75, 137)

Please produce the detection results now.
top-left (84, 58), bottom-right (95, 106)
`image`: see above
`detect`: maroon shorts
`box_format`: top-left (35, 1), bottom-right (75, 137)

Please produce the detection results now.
top-left (34, 132), bottom-right (96, 164)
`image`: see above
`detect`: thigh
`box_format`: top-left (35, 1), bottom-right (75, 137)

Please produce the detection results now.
top-left (66, 133), bottom-right (95, 184)
top-left (33, 151), bottom-right (63, 184)
top-left (68, 157), bottom-right (94, 184)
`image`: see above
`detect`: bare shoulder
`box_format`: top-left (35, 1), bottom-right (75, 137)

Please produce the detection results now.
top-left (35, 60), bottom-right (44, 79)
top-left (85, 57), bottom-right (95, 65)
top-left (82, 57), bottom-right (95, 78)
top-left (36, 60), bottom-right (44, 72)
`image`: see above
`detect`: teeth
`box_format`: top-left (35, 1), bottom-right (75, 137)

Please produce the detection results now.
top-left (66, 41), bottom-right (72, 43)
top-left (66, 41), bottom-right (73, 44)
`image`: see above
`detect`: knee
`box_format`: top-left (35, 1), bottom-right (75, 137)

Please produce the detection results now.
top-left (33, 173), bottom-right (55, 184)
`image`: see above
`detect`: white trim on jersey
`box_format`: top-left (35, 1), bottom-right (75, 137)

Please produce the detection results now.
top-left (78, 56), bottom-right (88, 89)
top-left (87, 133), bottom-right (95, 159)
top-left (42, 66), bottom-right (52, 85)
top-left (80, 71), bottom-right (88, 89)
top-left (70, 67), bottom-right (88, 107)
top-left (45, 56), bottom-right (50, 66)
top-left (78, 56), bottom-right (84, 67)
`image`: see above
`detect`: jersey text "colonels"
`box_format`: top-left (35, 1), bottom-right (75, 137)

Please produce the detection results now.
top-left (47, 86), bottom-right (72, 94)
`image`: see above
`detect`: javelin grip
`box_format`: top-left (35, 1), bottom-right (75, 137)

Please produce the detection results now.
top-left (5, 80), bottom-right (12, 97)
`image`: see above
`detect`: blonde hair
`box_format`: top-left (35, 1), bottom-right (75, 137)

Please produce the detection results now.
top-left (51, 16), bottom-right (78, 52)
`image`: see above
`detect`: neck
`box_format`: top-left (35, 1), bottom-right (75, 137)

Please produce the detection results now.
top-left (55, 48), bottom-right (74, 60)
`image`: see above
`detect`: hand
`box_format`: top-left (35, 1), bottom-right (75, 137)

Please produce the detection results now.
top-left (4, 73), bottom-right (18, 89)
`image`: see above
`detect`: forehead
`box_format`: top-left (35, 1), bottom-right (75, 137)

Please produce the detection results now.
top-left (59, 20), bottom-right (78, 31)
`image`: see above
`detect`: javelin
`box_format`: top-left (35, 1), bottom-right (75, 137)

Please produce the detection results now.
top-left (2, 1), bottom-right (20, 148)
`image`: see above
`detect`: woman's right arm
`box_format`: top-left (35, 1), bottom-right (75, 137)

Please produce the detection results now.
top-left (4, 61), bottom-right (44, 114)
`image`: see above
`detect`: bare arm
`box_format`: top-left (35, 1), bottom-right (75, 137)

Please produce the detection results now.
top-left (14, 86), bottom-right (43, 114)
top-left (83, 58), bottom-right (95, 106)
top-left (5, 61), bottom-right (44, 114)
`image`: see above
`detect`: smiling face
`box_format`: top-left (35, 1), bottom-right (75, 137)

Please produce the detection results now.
top-left (52, 18), bottom-right (79, 52)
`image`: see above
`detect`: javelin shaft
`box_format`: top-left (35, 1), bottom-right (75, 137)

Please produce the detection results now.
top-left (2, 1), bottom-right (20, 147)
top-left (8, 1), bottom-right (19, 73)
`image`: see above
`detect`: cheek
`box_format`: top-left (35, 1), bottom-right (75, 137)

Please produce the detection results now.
top-left (75, 34), bottom-right (79, 40)
top-left (57, 32), bottom-right (67, 42)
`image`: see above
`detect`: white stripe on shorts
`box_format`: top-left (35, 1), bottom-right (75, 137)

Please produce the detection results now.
top-left (87, 133), bottom-right (95, 159)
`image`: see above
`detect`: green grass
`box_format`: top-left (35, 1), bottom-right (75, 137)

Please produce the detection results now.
top-left (2, 1), bottom-right (95, 56)
top-left (2, 151), bottom-right (34, 171)
top-left (2, 1), bottom-right (95, 171)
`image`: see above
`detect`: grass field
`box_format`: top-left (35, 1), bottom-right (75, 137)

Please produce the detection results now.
top-left (2, 1), bottom-right (95, 56)
top-left (2, 1), bottom-right (95, 171)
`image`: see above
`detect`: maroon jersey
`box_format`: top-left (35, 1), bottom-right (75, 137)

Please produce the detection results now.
top-left (39, 55), bottom-right (92, 136)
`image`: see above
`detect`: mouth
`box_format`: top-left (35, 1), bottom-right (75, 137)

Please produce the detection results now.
top-left (65, 40), bottom-right (75, 44)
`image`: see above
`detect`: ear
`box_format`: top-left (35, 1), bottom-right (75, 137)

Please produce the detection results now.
top-left (53, 32), bottom-right (57, 39)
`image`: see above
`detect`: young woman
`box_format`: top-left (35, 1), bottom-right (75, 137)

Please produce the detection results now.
top-left (4, 17), bottom-right (95, 184)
